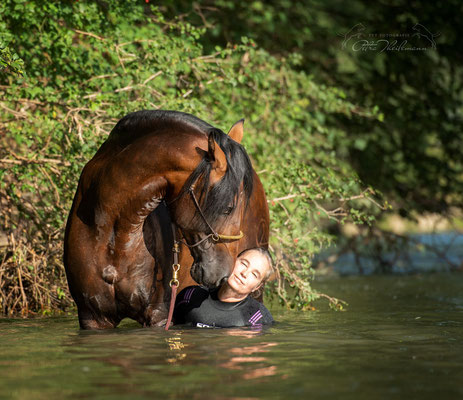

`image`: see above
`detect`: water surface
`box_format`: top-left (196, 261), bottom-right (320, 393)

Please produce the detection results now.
top-left (1, 273), bottom-right (462, 399)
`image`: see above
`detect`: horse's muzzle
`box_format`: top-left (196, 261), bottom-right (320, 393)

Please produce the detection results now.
top-left (190, 262), bottom-right (227, 288)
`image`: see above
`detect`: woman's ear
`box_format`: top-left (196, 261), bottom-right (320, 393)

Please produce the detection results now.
top-left (250, 284), bottom-right (264, 300)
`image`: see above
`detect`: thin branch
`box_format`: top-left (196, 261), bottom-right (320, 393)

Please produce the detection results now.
top-left (38, 165), bottom-right (61, 205)
top-left (115, 85), bottom-right (135, 93)
top-left (84, 74), bottom-right (117, 83)
top-left (0, 103), bottom-right (27, 119)
top-left (193, 51), bottom-right (222, 61)
top-left (270, 193), bottom-right (300, 202)
top-left (182, 89), bottom-right (193, 98)
top-left (0, 157), bottom-right (71, 167)
top-left (73, 29), bottom-right (106, 41)
top-left (143, 71), bottom-right (163, 85)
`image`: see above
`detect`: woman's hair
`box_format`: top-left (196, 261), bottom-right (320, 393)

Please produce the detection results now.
top-left (237, 247), bottom-right (274, 282)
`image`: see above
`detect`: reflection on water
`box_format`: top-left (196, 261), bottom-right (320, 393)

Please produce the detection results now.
top-left (220, 331), bottom-right (278, 380)
top-left (1, 273), bottom-right (462, 399)
top-left (166, 336), bottom-right (187, 363)
top-left (165, 329), bottom-right (280, 381)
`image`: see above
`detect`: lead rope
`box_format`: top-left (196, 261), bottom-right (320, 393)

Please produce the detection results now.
top-left (165, 226), bottom-right (181, 331)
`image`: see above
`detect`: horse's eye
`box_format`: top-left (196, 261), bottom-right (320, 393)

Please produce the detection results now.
top-left (224, 206), bottom-right (234, 215)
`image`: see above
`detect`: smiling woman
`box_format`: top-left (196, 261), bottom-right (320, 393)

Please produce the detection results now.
top-left (173, 248), bottom-right (274, 328)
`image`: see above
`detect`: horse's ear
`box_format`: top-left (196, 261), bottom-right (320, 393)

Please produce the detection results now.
top-left (227, 119), bottom-right (244, 144)
top-left (208, 132), bottom-right (227, 175)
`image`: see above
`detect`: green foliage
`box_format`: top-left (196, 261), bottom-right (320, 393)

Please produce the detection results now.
top-left (162, 0), bottom-right (463, 215)
top-left (0, 0), bottom-right (383, 314)
top-left (0, 41), bottom-right (24, 76)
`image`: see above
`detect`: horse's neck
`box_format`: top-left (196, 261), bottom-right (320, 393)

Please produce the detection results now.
top-left (95, 130), bottom-right (202, 211)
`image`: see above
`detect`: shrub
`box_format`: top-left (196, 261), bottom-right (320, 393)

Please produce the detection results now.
top-left (0, 0), bottom-right (383, 315)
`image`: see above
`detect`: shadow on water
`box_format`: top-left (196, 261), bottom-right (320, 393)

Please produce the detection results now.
top-left (1, 273), bottom-right (463, 399)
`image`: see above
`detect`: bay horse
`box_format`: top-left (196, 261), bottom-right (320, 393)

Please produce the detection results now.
top-left (64, 110), bottom-right (269, 329)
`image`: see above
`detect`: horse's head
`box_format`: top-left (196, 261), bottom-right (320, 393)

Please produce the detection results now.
top-left (168, 120), bottom-right (255, 288)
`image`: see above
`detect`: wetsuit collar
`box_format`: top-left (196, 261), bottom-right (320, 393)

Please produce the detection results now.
top-left (209, 288), bottom-right (249, 310)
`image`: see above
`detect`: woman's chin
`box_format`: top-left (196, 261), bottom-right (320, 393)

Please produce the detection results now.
top-left (226, 277), bottom-right (242, 293)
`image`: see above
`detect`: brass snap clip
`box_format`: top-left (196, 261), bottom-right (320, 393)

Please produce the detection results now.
top-left (170, 263), bottom-right (180, 287)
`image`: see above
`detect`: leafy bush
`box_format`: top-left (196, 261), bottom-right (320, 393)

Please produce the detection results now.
top-left (161, 0), bottom-right (463, 216)
top-left (0, 0), bottom-right (383, 315)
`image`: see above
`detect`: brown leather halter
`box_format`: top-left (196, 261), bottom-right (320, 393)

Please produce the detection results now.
top-left (169, 181), bottom-right (244, 248)
top-left (183, 184), bottom-right (243, 247)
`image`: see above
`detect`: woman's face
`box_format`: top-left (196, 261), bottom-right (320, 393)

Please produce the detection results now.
top-left (227, 250), bottom-right (270, 296)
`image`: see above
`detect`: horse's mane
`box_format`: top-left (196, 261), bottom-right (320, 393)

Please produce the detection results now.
top-left (180, 127), bottom-right (254, 227)
top-left (110, 110), bottom-right (254, 226)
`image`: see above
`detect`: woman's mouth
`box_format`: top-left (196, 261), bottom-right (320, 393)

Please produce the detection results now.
top-left (234, 275), bottom-right (244, 285)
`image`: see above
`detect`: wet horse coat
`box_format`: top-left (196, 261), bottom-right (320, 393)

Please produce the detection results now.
top-left (64, 110), bottom-right (269, 329)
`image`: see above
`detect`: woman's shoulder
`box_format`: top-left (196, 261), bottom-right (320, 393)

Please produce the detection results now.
top-left (244, 297), bottom-right (274, 325)
top-left (174, 286), bottom-right (210, 324)
top-left (176, 285), bottom-right (209, 304)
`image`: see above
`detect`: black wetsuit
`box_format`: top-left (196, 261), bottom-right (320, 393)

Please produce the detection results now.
top-left (173, 286), bottom-right (274, 328)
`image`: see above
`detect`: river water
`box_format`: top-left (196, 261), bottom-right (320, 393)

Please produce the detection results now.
top-left (1, 273), bottom-right (462, 399)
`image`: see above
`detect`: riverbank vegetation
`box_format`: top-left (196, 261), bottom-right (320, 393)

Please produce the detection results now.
top-left (1, 0), bottom-right (459, 316)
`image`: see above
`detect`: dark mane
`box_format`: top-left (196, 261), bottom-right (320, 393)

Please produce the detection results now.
top-left (180, 134), bottom-right (254, 229)
top-left (178, 127), bottom-right (254, 227)
top-left (110, 110), bottom-right (254, 227)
